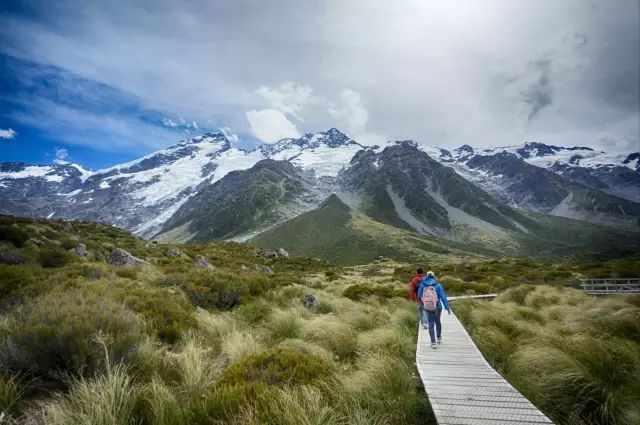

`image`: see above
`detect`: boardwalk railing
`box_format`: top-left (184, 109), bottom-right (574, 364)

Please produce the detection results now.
top-left (416, 312), bottom-right (553, 424)
top-left (580, 278), bottom-right (640, 295)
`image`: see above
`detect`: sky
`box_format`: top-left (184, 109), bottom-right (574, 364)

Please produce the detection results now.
top-left (0, 0), bottom-right (638, 169)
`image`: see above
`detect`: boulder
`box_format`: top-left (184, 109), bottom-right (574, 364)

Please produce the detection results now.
top-left (277, 248), bottom-right (290, 258)
top-left (0, 249), bottom-right (28, 265)
top-left (239, 264), bottom-right (249, 271)
top-left (255, 249), bottom-right (279, 260)
top-left (302, 295), bottom-right (317, 309)
top-left (106, 248), bottom-right (148, 266)
top-left (253, 264), bottom-right (274, 275)
top-left (167, 247), bottom-right (182, 257)
top-left (75, 242), bottom-right (87, 257)
top-left (194, 257), bottom-right (213, 268)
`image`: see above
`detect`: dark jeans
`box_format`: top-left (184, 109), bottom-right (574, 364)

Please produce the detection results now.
top-left (425, 308), bottom-right (442, 343)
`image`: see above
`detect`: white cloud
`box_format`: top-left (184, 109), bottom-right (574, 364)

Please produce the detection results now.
top-left (53, 147), bottom-right (69, 164)
top-left (220, 126), bottom-right (239, 143)
top-left (162, 118), bottom-right (178, 127)
top-left (0, 128), bottom-right (17, 139)
top-left (246, 109), bottom-right (300, 143)
top-left (328, 89), bottom-right (385, 145)
top-left (255, 82), bottom-right (313, 120)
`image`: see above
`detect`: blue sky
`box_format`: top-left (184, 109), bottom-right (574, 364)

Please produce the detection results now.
top-left (1, 0), bottom-right (638, 169)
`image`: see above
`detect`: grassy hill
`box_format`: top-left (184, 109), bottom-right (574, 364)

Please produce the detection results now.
top-left (0, 214), bottom-right (638, 425)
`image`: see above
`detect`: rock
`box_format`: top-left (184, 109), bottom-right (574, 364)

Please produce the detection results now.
top-left (75, 242), bottom-right (87, 257)
top-left (144, 242), bottom-right (151, 248)
top-left (239, 264), bottom-right (249, 271)
top-left (277, 248), bottom-right (289, 258)
top-left (62, 223), bottom-right (72, 231)
top-left (167, 247), bottom-right (182, 257)
top-left (29, 238), bottom-right (46, 246)
top-left (106, 248), bottom-right (148, 266)
top-left (0, 249), bottom-right (28, 265)
top-left (255, 249), bottom-right (279, 260)
top-left (253, 264), bottom-right (274, 275)
top-left (194, 257), bottom-right (213, 268)
top-left (302, 295), bottom-right (317, 309)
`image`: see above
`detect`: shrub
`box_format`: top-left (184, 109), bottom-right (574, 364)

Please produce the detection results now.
top-left (0, 265), bottom-right (38, 300)
top-left (234, 298), bottom-right (273, 325)
top-left (0, 290), bottom-right (146, 383)
top-left (342, 284), bottom-right (405, 302)
top-left (183, 270), bottom-right (275, 310)
top-left (219, 347), bottom-right (335, 387)
top-left (38, 246), bottom-right (73, 268)
top-left (60, 238), bottom-right (79, 250)
top-left (0, 226), bottom-right (29, 248)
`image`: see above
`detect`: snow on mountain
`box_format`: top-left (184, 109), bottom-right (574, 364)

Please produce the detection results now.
top-left (262, 128), bottom-right (366, 177)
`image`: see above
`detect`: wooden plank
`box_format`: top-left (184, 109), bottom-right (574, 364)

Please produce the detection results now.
top-left (416, 312), bottom-right (554, 424)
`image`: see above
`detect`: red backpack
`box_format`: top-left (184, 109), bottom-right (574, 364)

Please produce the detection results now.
top-left (421, 286), bottom-right (439, 311)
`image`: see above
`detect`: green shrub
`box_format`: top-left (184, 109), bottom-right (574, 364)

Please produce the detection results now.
top-left (0, 265), bottom-right (38, 300)
top-left (264, 310), bottom-right (302, 343)
top-left (0, 290), bottom-right (146, 383)
top-left (219, 347), bottom-right (335, 387)
top-left (343, 284), bottom-right (405, 302)
top-left (183, 271), bottom-right (275, 310)
top-left (60, 238), bottom-right (79, 250)
top-left (234, 298), bottom-right (273, 325)
top-left (0, 226), bottom-right (29, 248)
top-left (116, 267), bottom-right (139, 280)
top-left (38, 246), bottom-right (73, 268)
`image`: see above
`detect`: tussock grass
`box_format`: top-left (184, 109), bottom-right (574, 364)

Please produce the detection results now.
top-left (457, 286), bottom-right (640, 425)
top-left (221, 330), bottom-right (265, 363)
top-left (264, 309), bottom-right (303, 343)
top-left (40, 364), bottom-right (139, 425)
top-left (0, 374), bottom-right (28, 418)
top-left (303, 316), bottom-right (358, 361)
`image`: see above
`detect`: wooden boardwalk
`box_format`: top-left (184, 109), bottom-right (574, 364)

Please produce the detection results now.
top-left (416, 312), bottom-right (554, 424)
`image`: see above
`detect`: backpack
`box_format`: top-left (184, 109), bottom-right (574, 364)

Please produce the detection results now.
top-left (421, 285), bottom-right (438, 311)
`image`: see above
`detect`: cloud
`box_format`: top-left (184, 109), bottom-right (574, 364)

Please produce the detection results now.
top-left (246, 109), bottom-right (300, 143)
top-left (0, 128), bottom-right (17, 139)
top-left (220, 126), bottom-right (239, 143)
top-left (255, 83), bottom-right (313, 120)
top-left (53, 147), bottom-right (69, 164)
top-left (521, 59), bottom-right (554, 121)
top-left (329, 89), bottom-right (368, 135)
top-left (0, 0), bottom-right (637, 154)
top-left (162, 118), bottom-right (178, 127)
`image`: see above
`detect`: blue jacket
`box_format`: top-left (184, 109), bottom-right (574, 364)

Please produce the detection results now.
top-left (418, 277), bottom-right (450, 311)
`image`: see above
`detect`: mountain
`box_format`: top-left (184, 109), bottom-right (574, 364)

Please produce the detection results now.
top-left (424, 143), bottom-right (640, 229)
top-left (251, 193), bottom-right (487, 264)
top-left (1, 129), bottom-right (638, 263)
top-left (156, 159), bottom-right (330, 242)
top-left (0, 129), bottom-right (360, 237)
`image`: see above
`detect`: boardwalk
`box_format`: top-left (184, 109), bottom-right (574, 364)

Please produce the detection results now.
top-left (416, 312), bottom-right (554, 425)
top-left (580, 278), bottom-right (640, 295)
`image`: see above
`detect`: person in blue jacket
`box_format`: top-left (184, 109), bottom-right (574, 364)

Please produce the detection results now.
top-left (417, 271), bottom-right (451, 349)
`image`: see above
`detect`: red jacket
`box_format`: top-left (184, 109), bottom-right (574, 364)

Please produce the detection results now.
top-left (409, 273), bottom-right (424, 302)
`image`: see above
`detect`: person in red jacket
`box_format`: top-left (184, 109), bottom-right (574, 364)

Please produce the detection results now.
top-left (409, 267), bottom-right (426, 327)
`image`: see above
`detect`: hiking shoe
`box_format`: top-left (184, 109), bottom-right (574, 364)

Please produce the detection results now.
top-left (430, 343), bottom-right (437, 349)
top-left (437, 338), bottom-right (442, 344)
top-left (422, 324), bottom-right (428, 330)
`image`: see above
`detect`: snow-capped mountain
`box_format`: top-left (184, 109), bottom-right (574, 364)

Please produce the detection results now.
top-left (423, 142), bottom-right (640, 228)
top-left (0, 129), bottom-right (364, 236)
top-left (428, 142), bottom-right (640, 203)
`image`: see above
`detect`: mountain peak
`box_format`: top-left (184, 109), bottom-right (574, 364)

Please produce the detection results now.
top-left (320, 193), bottom-right (351, 212)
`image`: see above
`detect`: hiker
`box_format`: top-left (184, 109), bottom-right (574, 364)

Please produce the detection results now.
top-left (418, 271), bottom-right (451, 349)
top-left (409, 267), bottom-right (426, 326)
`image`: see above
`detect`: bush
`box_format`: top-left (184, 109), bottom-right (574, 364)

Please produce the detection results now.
top-left (342, 284), bottom-right (406, 302)
top-left (219, 347), bottom-right (335, 387)
top-left (0, 265), bottom-right (38, 300)
top-left (38, 246), bottom-right (73, 268)
top-left (264, 310), bottom-right (302, 343)
top-left (0, 226), bottom-right (29, 248)
top-left (0, 290), bottom-right (146, 383)
top-left (183, 270), bottom-right (276, 310)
